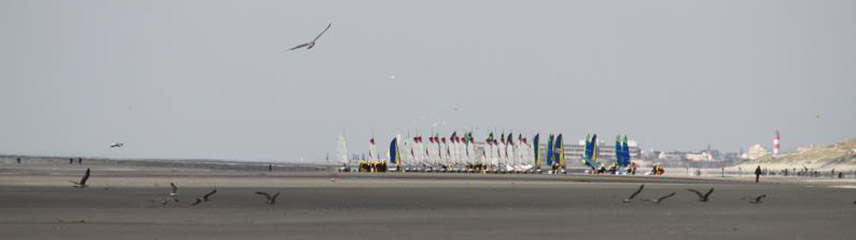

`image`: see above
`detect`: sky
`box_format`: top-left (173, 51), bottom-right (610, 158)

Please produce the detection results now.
top-left (1, 0), bottom-right (854, 162)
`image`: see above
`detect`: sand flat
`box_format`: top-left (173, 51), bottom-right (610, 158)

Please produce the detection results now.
top-left (1, 167), bottom-right (855, 239)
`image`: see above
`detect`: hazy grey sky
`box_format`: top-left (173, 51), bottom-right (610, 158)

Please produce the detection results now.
top-left (1, 0), bottom-right (854, 161)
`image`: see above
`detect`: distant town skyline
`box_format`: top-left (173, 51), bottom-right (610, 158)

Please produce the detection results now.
top-left (1, 0), bottom-right (854, 162)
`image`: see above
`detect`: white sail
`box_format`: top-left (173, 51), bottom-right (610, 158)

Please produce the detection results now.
top-left (336, 132), bottom-right (349, 164)
top-left (368, 137), bottom-right (378, 161)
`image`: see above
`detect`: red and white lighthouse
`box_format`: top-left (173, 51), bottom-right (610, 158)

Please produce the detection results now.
top-left (773, 130), bottom-right (780, 156)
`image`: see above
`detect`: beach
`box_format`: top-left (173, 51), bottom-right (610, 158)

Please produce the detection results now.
top-left (1, 163), bottom-right (855, 240)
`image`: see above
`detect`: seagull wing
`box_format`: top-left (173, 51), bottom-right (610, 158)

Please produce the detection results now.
top-left (312, 23), bottom-right (332, 42)
top-left (657, 192), bottom-right (677, 202)
top-left (687, 189), bottom-right (704, 199)
top-left (79, 168), bottom-right (90, 185)
top-left (170, 182), bottom-right (178, 194)
top-left (203, 189), bottom-right (217, 201)
top-left (270, 192), bottom-right (280, 203)
top-left (256, 192), bottom-right (272, 200)
top-left (703, 188), bottom-right (715, 198)
top-left (288, 43), bottom-right (310, 51)
top-left (191, 198), bottom-right (202, 206)
top-left (627, 184), bottom-right (645, 200)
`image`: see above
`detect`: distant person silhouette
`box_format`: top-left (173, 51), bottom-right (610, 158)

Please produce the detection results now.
top-left (754, 165), bottom-right (762, 183)
top-left (69, 158), bottom-right (73, 164)
top-left (268, 164), bottom-right (272, 172)
top-left (16, 157), bottom-right (21, 164)
top-left (78, 158), bottom-right (82, 165)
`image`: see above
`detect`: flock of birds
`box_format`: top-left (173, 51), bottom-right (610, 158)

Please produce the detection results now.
top-left (69, 168), bottom-right (829, 207)
top-left (70, 168), bottom-right (281, 207)
top-left (621, 184), bottom-right (770, 204)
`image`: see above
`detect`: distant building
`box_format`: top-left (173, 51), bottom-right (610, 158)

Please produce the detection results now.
top-left (658, 151), bottom-right (683, 161)
top-left (741, 144), bottom-right (769, 160)
top-left (685, 151), bottom-right (713, 161)
top-left (657, 150), bottom-right (715, 162)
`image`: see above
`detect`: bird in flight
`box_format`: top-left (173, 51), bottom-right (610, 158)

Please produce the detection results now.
top-left (169, 182), bottom-right (180, 203)
top-left (69, 168), bottom-right (91, 188)
top-left (288, 23), bottom-right (332, 51)
top-left (642, 192), bottom-right (676, 204)
top-left (741, 194), bottom-right (766, 204)
top-left (110, 142), bottom-right (124, 148)
top-left (191, 189), bottom-right (218, 206)
top-left (687, 188), bottom-right (715, 202)
top-left (256, 191), bottom-right (280, 205)
top-left (622, 184), bottom-right (645, 203)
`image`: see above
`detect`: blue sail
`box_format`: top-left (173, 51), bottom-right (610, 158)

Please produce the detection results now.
top-left (546, 134), bottom-right (554, 166)
top-left (389, 138), bottom-right (400, 167)
top-left (621, 135), bottom-right (630, 167)
top-left (555, 134), bottom-right (564, 167)
top-left (507, 133), bottom-right (513, 146)
top-left (584, 134), bottom-right (593, 163)
top-left (615, 135), bottom-right (623, 167)
top-left (533, 134), bottom-right (540, 168)
top-left (582, 134), bottom-right (600, 168)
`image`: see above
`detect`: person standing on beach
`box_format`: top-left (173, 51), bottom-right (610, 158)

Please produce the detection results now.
top-left (16, 158), bottom-right (21, 164)
top-left (754, 165), bottom-right (762, 183)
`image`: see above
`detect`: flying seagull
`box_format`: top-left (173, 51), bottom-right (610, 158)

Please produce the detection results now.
top-left (643, 192), bottom-right (677, 204)
top-left (687, 188), bottom-right (715, 202)
top-left (256, 191), bottom-right (280, 205)
top-left (288, 23), bottom-right (332, 51)
top-left (169, 182), bottom-right (180, 203)
top-left (191, 189), bottom-right (218, 206)
top-left (622, 184), bottom-right (645, 203)
top-left (69, 168), bottom-right (90, 188)
top-left (109, 142), bottom-right (124, 148)
top-left (741, 194), bottom-right (766, 204)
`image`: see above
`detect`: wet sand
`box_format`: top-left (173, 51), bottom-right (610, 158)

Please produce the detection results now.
top-left (1, 166), bottom-right (855, 240)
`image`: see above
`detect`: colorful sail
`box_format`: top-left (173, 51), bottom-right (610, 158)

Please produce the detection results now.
top-left (621, 134), bottom-right (630, 167)
top-left (533, 134), bottom-right (540, 168)
top-left (582, 134), bottom-right (600, 168)
top-left (584, 134), bottom-right (593, 162)
top-left (507, 133), bottom-right (514, 147)
top-left (615, 134), bottom-right (623, 167)
top-left (389, 137), bottom-right (400, 168)
top-left (546, 134), bottom-right (554, 166)
top-left (555, 134), bottom-right (564, 167)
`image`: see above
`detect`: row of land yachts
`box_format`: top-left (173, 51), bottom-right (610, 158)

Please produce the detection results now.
top-left (338, 132), bottom-right (635, 174)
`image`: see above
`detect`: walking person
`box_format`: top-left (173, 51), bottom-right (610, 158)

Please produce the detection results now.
top-left (754, 165), bottom-right (762, 183)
